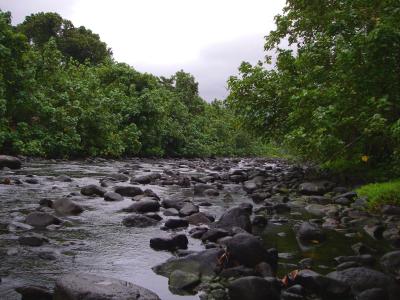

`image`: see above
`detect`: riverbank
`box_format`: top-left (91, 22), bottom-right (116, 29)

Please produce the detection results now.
top-left (0, 156), bottom-right (399, 299)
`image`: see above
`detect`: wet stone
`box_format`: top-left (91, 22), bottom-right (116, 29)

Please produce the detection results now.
top-left (15, 285), bottom-right (52, 300)
top-left (122, 214), bottom-right (158, 227)
top-left (53, 273), bottom-right (160, 300)
top-left (25, 212), bottom-right (61, 228)
top-left (164, 218), bottom-right (189, 229)
top-left (80, 184), bottom-right (106, 197)
top-left (104, 191), bottom-right (123, 202)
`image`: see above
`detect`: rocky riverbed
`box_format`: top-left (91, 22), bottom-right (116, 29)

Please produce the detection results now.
top-left (0, 155), bottom-right (400, 300)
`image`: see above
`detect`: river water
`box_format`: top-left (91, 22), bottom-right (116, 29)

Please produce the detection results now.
top-left (0, 158), bottom-right (391, 299)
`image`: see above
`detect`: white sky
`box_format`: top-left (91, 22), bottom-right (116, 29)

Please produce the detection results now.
top-left (1, 0), bottom-right (285, 100)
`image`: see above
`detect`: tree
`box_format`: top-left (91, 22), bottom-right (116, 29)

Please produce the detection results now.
top-left (228, 0), bottom-right (400, 172)
top-left (17, 12), bottom-right (111, 64)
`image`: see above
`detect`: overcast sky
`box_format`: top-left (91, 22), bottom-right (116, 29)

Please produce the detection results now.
top-left (1, 0), bottom-right (285, 101)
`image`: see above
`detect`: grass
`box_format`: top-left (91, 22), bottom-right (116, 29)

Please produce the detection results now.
top-left (356, 179), bottom-right (400, 210)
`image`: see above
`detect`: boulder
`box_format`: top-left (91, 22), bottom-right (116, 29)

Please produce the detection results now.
top-left (357, 288), bottom-right (389, 300)
top-left (327, 267), bottom-right (400, 300)
top-left (185, 212), bottom-right (212, 225)
top-left (294, 269), bottom-right (350, 298)
top-left (123, 199), bottom-right (160, 213)
top-left (228, 276), bottom-right (280, 300)
top-left (153, 248), bottom-right (222, 281)
top-left (179, 202), bottom-right (199, 217)
top-left (150, 234), bottom-right (188, 251)
top-left (220, 265), bottom-right (258, 279)
top-left (131, 174), bottom-right (156, 184)
top-left (15, 285), bottom-right (52, 300)
top-left (53, 273), bottom-right (160, 300)
top-left (224, 233), bottom-right (276, 269)
top-left (381, 205), bottom-right (400, 216)
top-left (164, 219), bottom-right (189, 229)
top-left (80, 184), bottom-right (105, 197)
top-left (161, 198), bottom-right (186, 210)
top-left (122, 214), bottom-right (158, 227)
top-left (39, 198), bottom-right (53, 208)
top-left (194, 183), bottom-right (215, 195)
top-left (168, 270), bottom-right (200, 292)
top-left (108, 173), bottom-right (130, 182)
top-left (380, 250), bottom-right (400, 277)
top-left (296, 221), bottom-right (326, 243)
top-left (104, 191), bottom-right (123, 202)
top-left (25, 212), bottom-right (61, 228)
top-left (163, 208), bottom-right (179, 216)
top-left (201, 228), bottom-right (229, 243)
top-left (18, 234), bottom-right (48, 247)
top-left (114, 185), bottom-right (143, 197)
top-left (298, 181), bottom-right (335, 195)
top-left (53, 198), bottom-right (84, 215)
top-left (0, 155), bottom-right (21, 169)
top-left (214, 205), bottom-right (252, 233)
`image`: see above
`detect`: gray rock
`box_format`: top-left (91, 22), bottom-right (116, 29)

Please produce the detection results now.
top-left (201, 228), bottom-right (229, 243)
top-left (15, 285), bottom-right (52, 300)
top-left (163, 208), bottom-right (179, 216)
top-left (194, 183), bottom-right (215, 195)
top-left (131, 174), bottom-right (154, 184)
top-left (108, 173), bottom-right (129, 182)
top-left (185, 212), bottom-right (212, 225)
top-left (363, 224), bottom-right (385, 239)
top-left (243, 180), bottom-right (258, 193)
top-left (306, 195), bottom-right (331, 205)
top-left (39, 198), bottom-right (53, 208)
top-left (150, 234), bottom-right (188, 251)
top-left (161, 198), bottom-right (186, 210)
top-left (380, 250), bottom-right (400, 277)
top-left (25, 178), bottom-right (39, 184)
top-left (225, 233), bottom-right (276, 269)
top-left (25, 212), bottom-right (61, 228)
top-left (104, 191), bottom-right (123, 202)
top-left (296, 221), bottom-right (326, 243)
top-left (214, 205), bottom-right (252, 233)
top-left (80, 184), bottom-right (105, 197)
top-left (122, 214), bottom-right (158, 227)
top-left (164, 218), bottom-right (189, 229)
top-left (18, 234), bottom-right (48, 247)
top-left (382, 205), bottom-right (400, 215)
top-left (114, 185), bottom-right (143, 197)
top-left (53, 198), bottom-right (84, 215)
top-left (228, 276), bottom-right (280, 300)
top-left (357, 288), bottom-right (389, 300)
top-left (294, 269), bottom-right (349, 298)
top-left (123, 199), bottom-right (160, 213)
top-left (153, 248), bottom-right (221, 280)
top-left (220, 266), bottom-right (257, 279)
top-left (53, 273), bottom-right (160, 300)
top-left (179, 202), bottom-right (199, 217)
top-left (327, 267), bottom-right (400, 300)
top-left (0, 155), bottom-right (21, 169)
top-left (204, 189), bottom-right (219, 196)
top-left (298, 181), bottom-right (335, 195)
top-left (168, 270), bottom-right (200, 292)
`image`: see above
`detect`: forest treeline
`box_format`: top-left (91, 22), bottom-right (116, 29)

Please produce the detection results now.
top-left (0, 11), bottom-right (266, 158)
top-left (228, 0), bottom-right (400, 176)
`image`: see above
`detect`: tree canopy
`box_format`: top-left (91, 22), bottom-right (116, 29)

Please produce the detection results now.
top-left (228, 0), bottom-right (400, 174)
top-left (0, 10), bottom-right (265, 158)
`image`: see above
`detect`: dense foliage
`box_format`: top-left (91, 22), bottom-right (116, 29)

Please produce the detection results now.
top-left (228, 0), bottom-right (400, 174)
top-left (357, 179), bottom-right (400, 209)
top-left (0, 11), bottom-right (264, 158)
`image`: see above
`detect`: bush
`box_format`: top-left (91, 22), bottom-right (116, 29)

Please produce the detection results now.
top-left (357, 180), bottom-right (400, 210)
